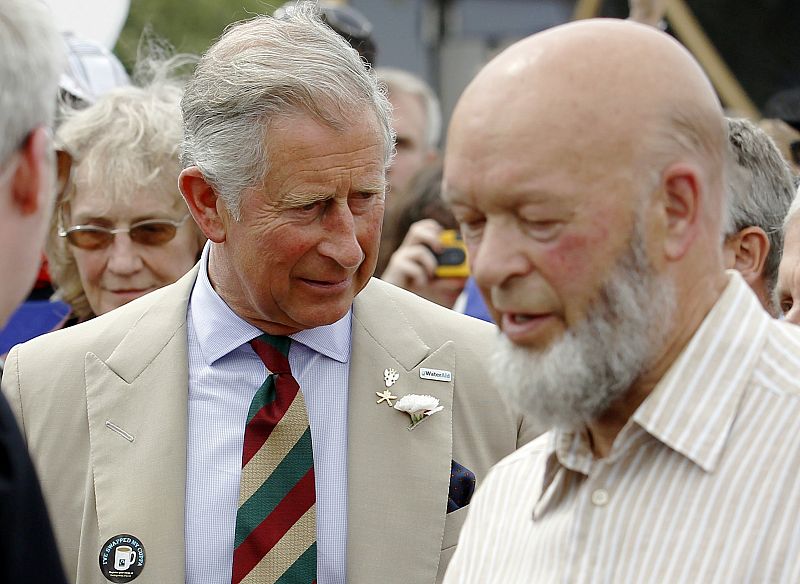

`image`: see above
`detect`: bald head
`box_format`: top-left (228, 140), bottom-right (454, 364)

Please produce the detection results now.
top-left (448, 19), bottom-right (725, 219)
top-left (445, 19), bottom-right (730, 424)
top-left (445, 20), bottom-right (729, 310)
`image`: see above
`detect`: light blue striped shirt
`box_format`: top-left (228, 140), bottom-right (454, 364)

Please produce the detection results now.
top-left (185, 244), bottom-right (350, 584)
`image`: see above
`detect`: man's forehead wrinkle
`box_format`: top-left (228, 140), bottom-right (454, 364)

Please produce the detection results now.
top-left (288, 141), bottom-right (382, 160)
top-left (277, 164), bottom-right (385, 186)
top-left (269, 151), bottom-right (385, 183)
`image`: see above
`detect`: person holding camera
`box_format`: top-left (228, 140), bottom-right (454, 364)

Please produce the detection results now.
top-left (381, 163), bottom-right (469, 309)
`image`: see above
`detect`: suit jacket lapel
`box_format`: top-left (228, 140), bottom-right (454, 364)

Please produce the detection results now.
top-left (347, 281), bottom-right (455, 584)
top-left (84, 267), bottom-right (197, 583)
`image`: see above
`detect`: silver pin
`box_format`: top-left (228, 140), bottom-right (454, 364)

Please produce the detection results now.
top-left (383, 368), bottom-right (400, 387)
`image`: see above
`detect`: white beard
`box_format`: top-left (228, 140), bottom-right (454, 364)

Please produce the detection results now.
top-left (490, 227), bottom-right (676, 431)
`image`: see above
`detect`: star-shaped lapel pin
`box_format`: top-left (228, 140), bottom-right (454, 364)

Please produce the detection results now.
top-left (376, 389), bottom-right (398, 407)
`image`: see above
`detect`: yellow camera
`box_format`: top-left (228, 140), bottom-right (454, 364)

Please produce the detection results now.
top-left (434, 230), bottom-right (470, 278)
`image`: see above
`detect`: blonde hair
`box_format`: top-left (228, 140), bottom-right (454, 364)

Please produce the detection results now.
top-left (48, 57), bottom-right (204, 319)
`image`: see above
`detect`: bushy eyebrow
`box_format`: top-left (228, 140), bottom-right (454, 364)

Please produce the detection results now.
top-left (278, 191), bottom-right (334, 210)
top-left (355, 181), bottom-right (387, 195)
top-left (278, 177), bottom-right (386, 210)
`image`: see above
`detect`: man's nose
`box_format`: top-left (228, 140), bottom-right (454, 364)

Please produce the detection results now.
top-left (318, 202), bottom-right (364, 270)
top-left (470, 220), bottom-right (531, 292)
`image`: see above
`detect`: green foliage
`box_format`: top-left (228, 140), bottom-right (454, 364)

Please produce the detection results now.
top-left (114, 0), bottom-right (287, 72)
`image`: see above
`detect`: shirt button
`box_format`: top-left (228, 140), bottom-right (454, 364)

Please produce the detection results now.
top-left (591, 488), bottom-right (610, 507)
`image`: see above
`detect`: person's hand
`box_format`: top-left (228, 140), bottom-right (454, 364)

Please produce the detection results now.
top-left (381, 219), bottom-right (467, 308)
top-left (382, 219), bottom-right (442, 289)
top-left (628, 0), bottom-right (668, 27)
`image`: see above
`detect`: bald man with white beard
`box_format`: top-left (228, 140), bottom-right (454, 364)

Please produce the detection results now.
top-left (442, 19), bottom-right (800, 583)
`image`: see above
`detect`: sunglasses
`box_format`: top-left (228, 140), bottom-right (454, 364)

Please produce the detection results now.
top-left (59, 214), bottom-right (191, 250)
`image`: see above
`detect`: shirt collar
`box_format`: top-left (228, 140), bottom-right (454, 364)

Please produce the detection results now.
top-left (190, 242), bottom-right (352, 365)
top-left (632, 270), bottom-right (769, 472)
top-left (544, 271), bottom-right (769, 477)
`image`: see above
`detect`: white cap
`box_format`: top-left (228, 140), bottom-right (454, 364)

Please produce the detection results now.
top-left (59, 33), bottom-right (129, 104)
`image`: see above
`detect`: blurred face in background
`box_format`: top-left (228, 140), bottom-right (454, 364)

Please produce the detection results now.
top-left (387, 90), bottom-right (436, 209)
top-left (777, 215), bottom-right (800, 323)
top-left (62, 167), bottom-right (201, 315)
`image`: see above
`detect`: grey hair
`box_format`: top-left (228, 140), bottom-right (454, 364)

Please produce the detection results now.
top-left (376, 67), bottom-right (442, 149)
top-left (0, 0), bottom-right (64, 164)
top-left (724, 117), bottom-right (795, 298)
top-left (48, 56), bottom-right (203, 320)
top-left (181, 2), bottom-right (393, 220)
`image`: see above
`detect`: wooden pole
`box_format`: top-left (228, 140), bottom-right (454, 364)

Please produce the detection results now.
top-left (571, 0), bottom-right (759, 117)
top-left (665, 0), bottom-right (760, 117)
top-left (573, 0), bottom-right (603, 20)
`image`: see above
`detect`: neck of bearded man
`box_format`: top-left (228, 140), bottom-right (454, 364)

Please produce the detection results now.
top-left (588, 266), bottom-right (726, 457)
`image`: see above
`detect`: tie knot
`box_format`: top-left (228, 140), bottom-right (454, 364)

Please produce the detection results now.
top-left (249, 334), bottom-right (292, 374)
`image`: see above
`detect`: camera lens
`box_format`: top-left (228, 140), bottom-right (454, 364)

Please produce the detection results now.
top-left (436, 248), bottom-right (466, 266)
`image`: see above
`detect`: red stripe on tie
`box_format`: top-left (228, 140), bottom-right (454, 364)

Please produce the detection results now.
top-left (241, 375), bottom-right (300, 466)
top-left (231, 467), bottom-right (316, 584)
top-left (251, 339), bottom-right (291, 374)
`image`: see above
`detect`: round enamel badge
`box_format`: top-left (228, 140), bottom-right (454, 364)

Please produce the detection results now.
top-left (98, 534), bottom-right (145, 582)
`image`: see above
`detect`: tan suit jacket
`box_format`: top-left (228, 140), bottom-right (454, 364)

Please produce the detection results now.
top-left (2, 267), bottom-right (538, 584)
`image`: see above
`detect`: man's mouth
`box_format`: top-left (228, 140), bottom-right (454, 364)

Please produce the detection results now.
top-left (500, 311), bottom-right (558, 343)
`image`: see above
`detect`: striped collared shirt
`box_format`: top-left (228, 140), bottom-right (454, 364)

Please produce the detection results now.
top-left (444, 272), bottom-right (800, 584)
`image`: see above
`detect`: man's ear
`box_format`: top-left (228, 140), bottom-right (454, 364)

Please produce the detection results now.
top-left (660, 162), bottom-right (703, 261)
top-left (727, 226), bottom-right (770, 281)
top-left (179, 166), bottom-right (228, 243)
top-left (9, 127), bottom-right (52, 216)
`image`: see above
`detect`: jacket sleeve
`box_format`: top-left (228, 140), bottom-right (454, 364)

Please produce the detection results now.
top-left (0, 347), bottom-right (68, 583)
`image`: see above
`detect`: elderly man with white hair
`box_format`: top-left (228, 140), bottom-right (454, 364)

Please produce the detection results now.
top-left (722, 117), bottom-right (796, 315)
top-left (0, 0), bottom-right (66, 582)
top-left (443, 18), bottom-right (800, 583)
top-left (376, 67), bottom-right (441, 203)
top-left (374, 67), bottom-right (442, 275)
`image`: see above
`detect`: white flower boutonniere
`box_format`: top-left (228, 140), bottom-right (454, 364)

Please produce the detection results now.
top-left (393, 394), bottom-right (444, 430)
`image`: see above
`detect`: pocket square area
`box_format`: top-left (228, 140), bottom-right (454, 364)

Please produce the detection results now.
top-left (447, 459), bottom-right (476, 513)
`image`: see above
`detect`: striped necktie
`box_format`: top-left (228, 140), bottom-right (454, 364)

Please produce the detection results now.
top-left (231, 334), bottom-right (317, 584)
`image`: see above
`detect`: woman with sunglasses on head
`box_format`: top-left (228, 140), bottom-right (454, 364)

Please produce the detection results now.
top-left (47, 57), bottom-right (205, 322)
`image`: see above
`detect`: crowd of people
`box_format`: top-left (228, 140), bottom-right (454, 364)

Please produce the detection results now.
top-left (1, 0), bottom-right (799, 583)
